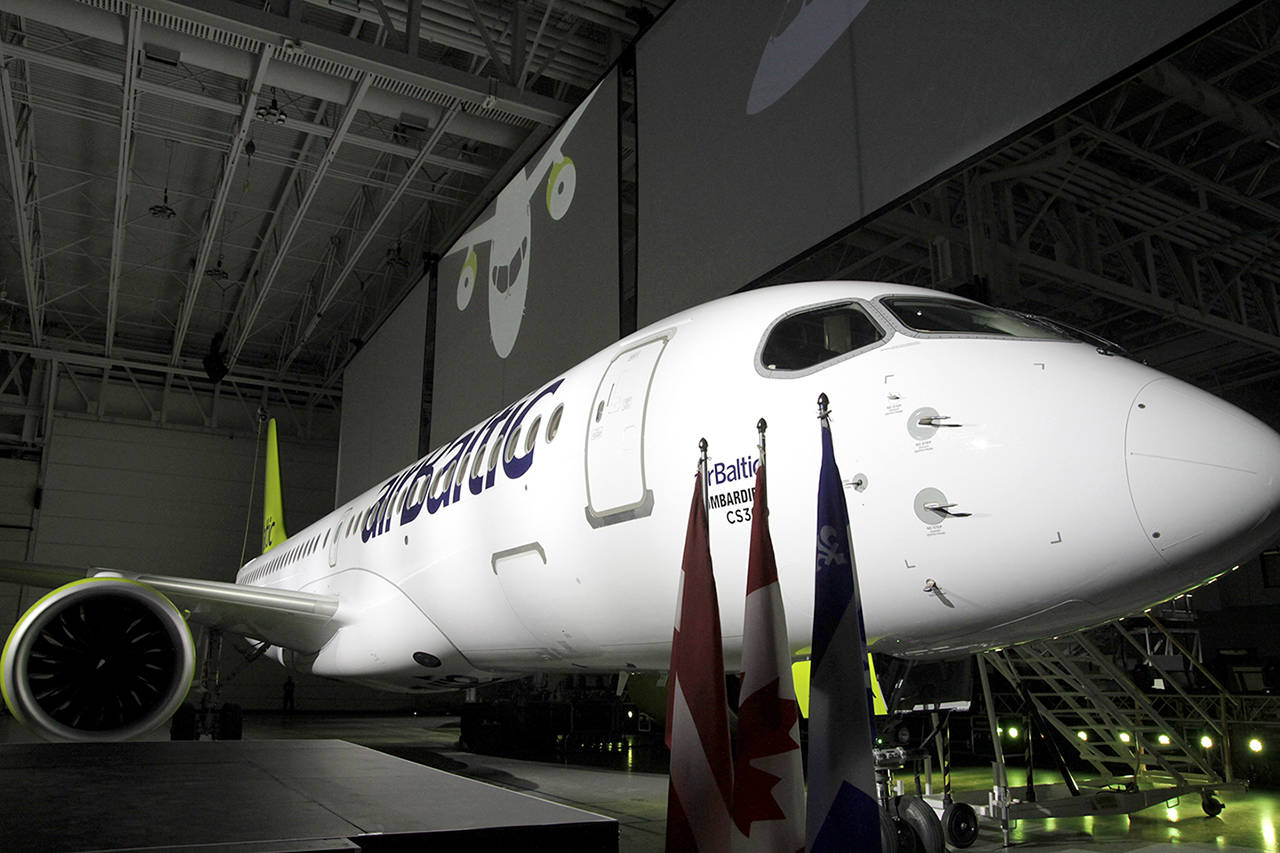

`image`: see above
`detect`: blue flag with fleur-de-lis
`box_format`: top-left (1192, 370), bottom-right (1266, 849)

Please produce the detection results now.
top-left (805, 413), bottom-right (882, 853)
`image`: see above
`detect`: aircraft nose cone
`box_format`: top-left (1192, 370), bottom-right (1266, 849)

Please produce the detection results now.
top-left (1126, 378), bottom-right (1280, 567)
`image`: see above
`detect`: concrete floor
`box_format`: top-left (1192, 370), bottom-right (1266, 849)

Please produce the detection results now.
top-left (3, 711), bottom-right (1278, 853)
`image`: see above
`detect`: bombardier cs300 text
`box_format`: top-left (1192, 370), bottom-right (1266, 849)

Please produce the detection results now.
top-left (4, 281), bottom-right (1280, 741)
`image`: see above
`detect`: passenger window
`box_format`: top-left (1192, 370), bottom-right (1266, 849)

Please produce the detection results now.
top-left (456, 454), bottom-right (470, 487)
top-left (547, 404), bottom-right (564, 442)
top-left (761, 303), bottom-right (883, 371)
top-left (432, 462), bottom-right (454, 499)
top-left (489, 438), bottom-right (503, 471)
top-left (504, 427), bottom-right (521, 463)
top-left (471, 447), bottom-right (487, 479)
top-left (525, 417), bottom-right (542, 453)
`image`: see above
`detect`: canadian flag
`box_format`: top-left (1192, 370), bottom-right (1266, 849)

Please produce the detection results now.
top-left (666, 470), bottom-right (735, 853)
top-left (733, 461), bottom-right (805, 853)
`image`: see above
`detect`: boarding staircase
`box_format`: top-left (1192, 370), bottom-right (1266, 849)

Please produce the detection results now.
top-left (985, 621), bottom-right (1231, 789)
top-left (967, 614), bottom-right (1241, 840)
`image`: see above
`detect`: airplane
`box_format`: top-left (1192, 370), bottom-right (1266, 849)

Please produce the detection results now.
top-left (3, 279), bottom-right (1279, 742)
top-left (450, 83), bottom-right (597, 358)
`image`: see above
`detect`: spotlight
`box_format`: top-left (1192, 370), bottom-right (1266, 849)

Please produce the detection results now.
top-left (1248, 738), bottom-right (1264, 754)
top-left (1077, 731), bottom-right (1089, 742)
top-left (1007, 726), bottom-right (1019, 740)
top-left (1158, 734), bottom-right (1171, 746)
top-left (1200, 735), bottom-right (1214, 749)
top-left (1119, 732), bottom-right (1132, 744)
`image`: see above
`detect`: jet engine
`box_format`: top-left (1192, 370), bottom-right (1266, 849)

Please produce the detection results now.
top-left (1, 577), bottom-right (195, 741)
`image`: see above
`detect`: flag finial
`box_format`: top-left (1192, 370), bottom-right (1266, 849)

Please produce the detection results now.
top-left (817, 392), bottom-right (831, 421)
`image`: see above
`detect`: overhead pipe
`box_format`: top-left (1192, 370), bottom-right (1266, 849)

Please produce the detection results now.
top-left (1139, 61), bottom-right (1280, 146)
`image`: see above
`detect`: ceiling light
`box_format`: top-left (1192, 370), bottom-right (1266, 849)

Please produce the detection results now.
top-left (255, 88), bottom-right (287, 125)
top-left (150, 140), bottom-right (177, 219)
top-left (205, 257), bottom-right (229, 281)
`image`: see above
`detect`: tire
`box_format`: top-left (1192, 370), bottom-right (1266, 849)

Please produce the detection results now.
top-left (891, 815), bottom-right (921, 853)
top-left (216, 703), bottom-right (243, 741)
top-left (943, 801), bottom-right (980, 848)
top-left (1202, 795), bottom-right (1225, 817)
top-left (169, 703), bottom-right (197, 740)
top-left (880, 806), bottom-right (899, 853)
top-left (895, 795), bottom-right (945, 853)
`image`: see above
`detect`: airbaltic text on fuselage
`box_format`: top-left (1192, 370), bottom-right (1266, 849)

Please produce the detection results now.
top-left (360, 378), bottom-right (564, 543)
top-left (711, 455), bottom-right (760, 484)
top-left (709, 455), bottom-right (760, 524)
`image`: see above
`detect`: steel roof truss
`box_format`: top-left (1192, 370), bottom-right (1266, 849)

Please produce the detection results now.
top-left (169, 45), bottom-right (274, 367)
top-left (106, 8), bottom-right (143, 357)
top-left (280, 101), bottom-right (461, 374)
top-left (0, 44), bottom-right (45, 346)
top-left (226, 72), bottom-right (374, 369)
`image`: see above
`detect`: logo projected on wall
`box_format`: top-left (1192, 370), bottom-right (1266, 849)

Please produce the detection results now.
top-left (747, 0), bottom-right (870, 114)
top-left (451, 86), bottom-right (598, 358)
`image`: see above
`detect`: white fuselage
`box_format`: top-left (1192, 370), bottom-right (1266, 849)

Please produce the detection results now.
top-left (235, 282), bottom-right (1280, 693)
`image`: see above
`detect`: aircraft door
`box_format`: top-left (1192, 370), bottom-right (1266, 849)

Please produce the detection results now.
top-left (585, 332), bottom-right (670, 527)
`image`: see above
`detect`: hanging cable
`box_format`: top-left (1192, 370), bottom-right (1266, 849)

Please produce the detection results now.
top-left (238, 410), bottom-right (268, 570)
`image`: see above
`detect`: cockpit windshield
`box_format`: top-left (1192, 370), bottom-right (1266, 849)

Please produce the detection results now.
top-left (760, 303), bottom-right (884, 371)
top-left (880, 296), bottom-right (1072, 341)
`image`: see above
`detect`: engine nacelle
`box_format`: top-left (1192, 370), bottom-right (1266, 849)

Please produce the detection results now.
top-left (1, 578), bottom-right (195, 741)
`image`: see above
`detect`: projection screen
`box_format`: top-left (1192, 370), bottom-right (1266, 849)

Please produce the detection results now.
top-left (636, 0), bottom-right (1242, 324)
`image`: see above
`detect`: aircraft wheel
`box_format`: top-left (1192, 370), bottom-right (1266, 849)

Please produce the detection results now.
top-left (943, 801), bottom-right (980, 848)
top-left (169, 703), bottom-right (197, 740)
top-left (879, 806), bottom-right (898, 853)
top-left (890, 815), bottom-right (921, 853)
top-left (896, 795), bottom-right (945, 853)
top-left (215, 703), bottom-right (243, 741)
top-left (1202, 795), bottom-right (1225, 817)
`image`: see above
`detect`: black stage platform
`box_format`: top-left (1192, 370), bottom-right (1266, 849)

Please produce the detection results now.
top-left (0, 738), bottom-right (617, 852)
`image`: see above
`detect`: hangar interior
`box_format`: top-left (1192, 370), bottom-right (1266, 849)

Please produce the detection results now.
top-left (1, 0), bottom-right (1280, 850)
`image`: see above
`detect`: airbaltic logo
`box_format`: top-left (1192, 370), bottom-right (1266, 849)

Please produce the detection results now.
top-left (709, 454), bottom-right (760, 524)
top-left (360, 378), bottom-right (564, 543)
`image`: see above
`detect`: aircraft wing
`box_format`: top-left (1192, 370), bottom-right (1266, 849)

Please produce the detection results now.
top-left (0, 560), bottom-right (341, 654)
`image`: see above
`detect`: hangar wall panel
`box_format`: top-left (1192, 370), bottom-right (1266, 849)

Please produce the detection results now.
top-left (338, 277), bottom-right (430, 505)
top-left (6, 416), bottom-right (402, 710)
top-left (0, 457), bottom-right (38, 655)
top-left (636, 0), bottom-right (1241, 324)
top-left (431, 72), bottom-right (619, 446)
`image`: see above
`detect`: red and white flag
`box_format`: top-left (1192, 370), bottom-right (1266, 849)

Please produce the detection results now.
top-left (666, 470), bottom-right (734, 853)
top-left (733, 462), bottom-right (805, 853)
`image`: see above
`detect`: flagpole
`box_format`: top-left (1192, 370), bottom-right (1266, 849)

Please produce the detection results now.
top-left (666, 437), bottom-right (734, 853)
top-left (699, 437), bottom-right (709, 515)
top-left (806, 390), bottom-right (883, 853)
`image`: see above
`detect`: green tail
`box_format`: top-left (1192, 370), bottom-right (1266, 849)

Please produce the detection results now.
top-left (262, 419), bottom-right (288, 553)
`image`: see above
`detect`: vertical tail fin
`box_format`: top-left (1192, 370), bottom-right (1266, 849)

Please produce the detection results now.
top-left (262, 418), bottom-right (288, 554)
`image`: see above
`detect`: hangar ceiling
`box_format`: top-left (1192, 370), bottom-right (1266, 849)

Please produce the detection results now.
top-left (0, 0), bottom-right (660, 446)
top-left (0, 0), bottom-right (1278, 452)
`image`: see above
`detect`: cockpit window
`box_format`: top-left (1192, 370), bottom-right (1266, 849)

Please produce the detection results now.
top-left (880, 297), bottom-right (1069, 340)
top-left (761, 303), bottom-right (883, 371)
